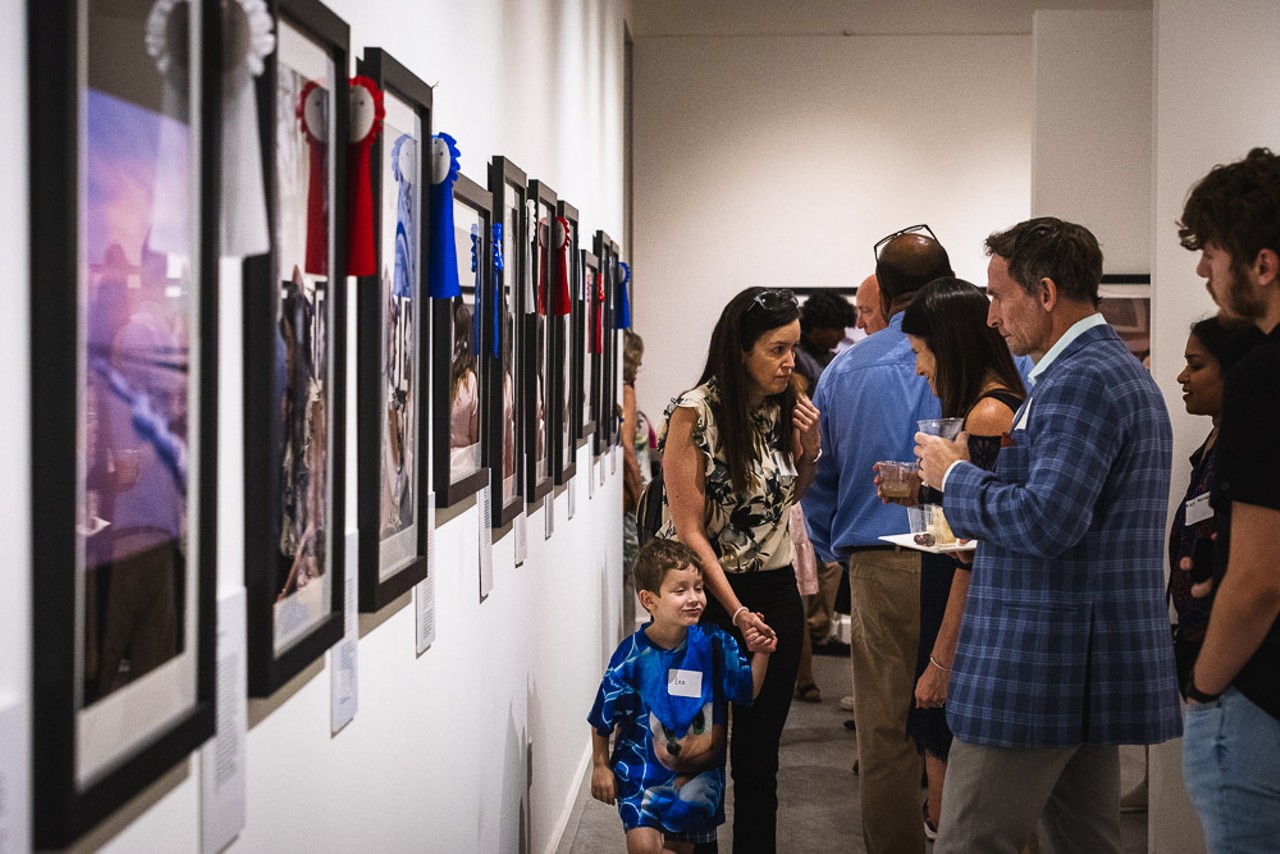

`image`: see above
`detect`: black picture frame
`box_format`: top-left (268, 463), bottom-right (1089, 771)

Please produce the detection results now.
top-left (487, 157), bottom-right (528, 529)
top-left (353, 48), bottom-right (432, 612)
top-left (552, 200), bottom-right (579, 484)
top-left (29, 0), bottom-right (220, 845)
top-left (243, 0), bottom-right (349, 697)
top-left (524, 179), bottom-right (557, 507)
top-left (580, 248), bottom-right (600, 450)
top-left (432, 172), bottom-right (492, 508)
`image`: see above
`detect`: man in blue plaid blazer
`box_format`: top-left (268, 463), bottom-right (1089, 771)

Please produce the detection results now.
top-left (916, 217), bottom-right (1182, 853)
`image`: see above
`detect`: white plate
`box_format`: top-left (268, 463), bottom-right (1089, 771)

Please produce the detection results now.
top-left (879, 532), bottom-right (977, 555)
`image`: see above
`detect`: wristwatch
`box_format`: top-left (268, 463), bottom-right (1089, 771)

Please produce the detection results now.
top-left (1183, 672), bottom-right (1221, 704)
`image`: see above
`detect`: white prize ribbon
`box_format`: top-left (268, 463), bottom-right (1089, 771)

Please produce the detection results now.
top-left (219, 0), bottom-right (275, 256)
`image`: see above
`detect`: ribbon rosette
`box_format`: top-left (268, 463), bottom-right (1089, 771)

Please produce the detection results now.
top-left (346, 75), bottom-right (386, 277)
top-left (427, 132), bottom-right (462, 299)
top-left (298, 80), bottom-right (330, 275)
top-left (491, 223), bottom-right (504, 357)
top-left (615, 261), bottom-right (632, 329)
top-left (537, 216), bottom-right (572, 316)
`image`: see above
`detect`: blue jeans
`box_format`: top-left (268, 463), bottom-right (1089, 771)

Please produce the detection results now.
top-left (1183, 687), bottom-right (1280, 852)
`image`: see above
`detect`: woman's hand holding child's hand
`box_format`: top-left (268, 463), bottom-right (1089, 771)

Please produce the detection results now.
top-left (744, 614), bottom-right (778, 655)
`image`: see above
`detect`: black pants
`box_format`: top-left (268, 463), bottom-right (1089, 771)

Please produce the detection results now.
top-left (697, 565), bottom-right (804, 853)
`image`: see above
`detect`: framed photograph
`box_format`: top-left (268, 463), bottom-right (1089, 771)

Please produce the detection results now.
top-left (1098, 274), bottom-right (1152, 364)
top-left (580, 249), bottom-right (600, 451)
top-left (243, 0), bottom-right (349, 696)
top-left (432, 172), bottom-right (492, 508)
top-left (29, 0), bottom-right (220, 844)
top-left (552, 200), bottom-right (579, 483)
top-left (354, 48), bottom-right (432, 612)
top-left (487, 157), bottom-right (528, 528)
top-left (524, 180), bottom-right (558, 506)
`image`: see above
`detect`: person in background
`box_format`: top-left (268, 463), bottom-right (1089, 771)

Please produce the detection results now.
top-left (891, 277), bottom-right (1026, 842)
top-left (658, 286), bottom-right (821, 853)
top-left (1176, 148), bottom-right (1280, 851)
top-left (855, 273), bottom-right (889, 336)
top-left (1169, 316), bottom-right (1261, 687)
top-left (792, 291), bottom-right (855, 703)
top-left (916, 217), bottom-right (1180, 853)
top-left (803, 225), bottom-right (953, 853)
top-left (622, 330), bottom-right (654, 628)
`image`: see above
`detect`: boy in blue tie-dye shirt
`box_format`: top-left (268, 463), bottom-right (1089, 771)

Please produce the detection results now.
top-left (588, 540), bottom-right (774, 852)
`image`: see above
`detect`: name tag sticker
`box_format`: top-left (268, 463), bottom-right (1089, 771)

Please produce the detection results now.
top-left (1185, 492), bottom-right (1214, 526)
top-left (668, 668), bottom-right (703, 698)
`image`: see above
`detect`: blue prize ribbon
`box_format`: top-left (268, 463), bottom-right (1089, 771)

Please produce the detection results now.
top-left (471, 225), bottom-right (482, 357)
top-left (427, 132), bottom-right (461, 299)
top-left (491, 223), bottom-right (504, 357)
top-left (615, 261), bottom-right (632, 329)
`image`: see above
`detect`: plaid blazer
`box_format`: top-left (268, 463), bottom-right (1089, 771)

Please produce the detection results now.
top-left (942, 323), bottom-right (1183, 748)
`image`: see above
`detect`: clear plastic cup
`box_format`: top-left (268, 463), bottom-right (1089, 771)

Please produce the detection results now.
top-left (917, 417), bottom-right (965, 440)
top-left (877, 460), bottom-right (918, 500)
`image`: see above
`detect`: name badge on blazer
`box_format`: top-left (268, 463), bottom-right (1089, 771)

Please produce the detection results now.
top-left (1185, 492), bottom-right (1214, 526)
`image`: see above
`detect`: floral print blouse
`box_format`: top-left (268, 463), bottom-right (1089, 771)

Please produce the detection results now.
top-left (658, 379), bottom-right (795, 573)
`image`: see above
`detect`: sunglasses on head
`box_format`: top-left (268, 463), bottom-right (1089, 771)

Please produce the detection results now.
top-left (873, 224), bottom-right (938, 262)
top-left (749, 288), bottom-right (798, 313)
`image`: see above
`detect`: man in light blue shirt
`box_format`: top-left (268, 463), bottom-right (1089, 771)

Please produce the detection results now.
top-left (803, 226), bottom-right (949, 853)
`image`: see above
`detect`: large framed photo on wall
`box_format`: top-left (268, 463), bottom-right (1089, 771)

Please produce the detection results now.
top-left (432, 172), bottom-right (492, 508)
top-left (552, 200), bottom-right (579, 483)
top-left (354, 48), bottom-right (432, 612)
top-left (487, 157), bottom-right (528, 529)
top-left (243, 0), bottom-right (349, 697)
top-left (28, 0), bottom-right (221, 845)
top-left (524, 179), bottom-right (558, 506)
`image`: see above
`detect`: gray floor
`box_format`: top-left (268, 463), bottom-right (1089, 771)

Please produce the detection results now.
top-left (558, 652), bottom-right (1149, 853)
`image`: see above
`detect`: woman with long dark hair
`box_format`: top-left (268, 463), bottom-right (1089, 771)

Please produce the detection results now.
top-left (658, 286), bottom-right (820, 852)
top-left (895, 276), bottom-right (1026, 840)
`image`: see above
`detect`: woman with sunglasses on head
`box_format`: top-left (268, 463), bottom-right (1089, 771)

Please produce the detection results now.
top-left (657, 286), bottom-right (821, 853)
top-left (891, 277), bottom-right (1026, 841)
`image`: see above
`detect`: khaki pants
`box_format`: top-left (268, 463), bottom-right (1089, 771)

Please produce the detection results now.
top-left (804, 559), bottom-right (844, 642)
top-left (849, 548), bottom-right (924, 853)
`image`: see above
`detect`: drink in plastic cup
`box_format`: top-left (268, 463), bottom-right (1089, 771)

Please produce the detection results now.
top-left (877, 460), bottom-right (918, 500)
top-left (917, 417), bottom-right (965, 440)
top-left (908, 503), bottom-right (957, 545)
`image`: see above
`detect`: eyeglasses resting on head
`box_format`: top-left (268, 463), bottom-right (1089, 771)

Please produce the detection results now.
top-left (873, 223), bottom-right (938, 262)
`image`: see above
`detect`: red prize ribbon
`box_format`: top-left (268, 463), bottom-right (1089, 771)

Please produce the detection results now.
top-left (592, 270), bottom-right (605, 353)
top-left (551, 216), bottom-right (571, 315)
top-left (346, 75), bottom-right (385, 277)
top-left (298, 80), bottom-right (328, 276)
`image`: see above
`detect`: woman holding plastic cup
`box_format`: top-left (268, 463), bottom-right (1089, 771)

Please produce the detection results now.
top-left (884, 277), bottom-right (1025, 840)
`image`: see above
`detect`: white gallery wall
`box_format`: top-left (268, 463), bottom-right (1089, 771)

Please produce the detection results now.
top-left (1031, 10), bottom-right (1152, 273)
top-left (0, 1), bottom-right (630, 853)
top-left (631, 32), bottom-right (1034, 422)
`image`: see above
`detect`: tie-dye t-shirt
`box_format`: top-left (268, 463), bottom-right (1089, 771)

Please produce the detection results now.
top-left (587, 624), bottom-right (754, 833)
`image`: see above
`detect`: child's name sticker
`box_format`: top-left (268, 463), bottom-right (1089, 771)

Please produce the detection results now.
top-left (668, 668), bottom-right (703, 699)
top-left (1185, 492), bottom-right (1214, 526)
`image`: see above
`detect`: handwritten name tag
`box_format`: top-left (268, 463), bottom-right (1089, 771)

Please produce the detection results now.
top-left (668, 668), bottom-right (703, 698)
top-left (1185, 492), bottom-right (1214, 526)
